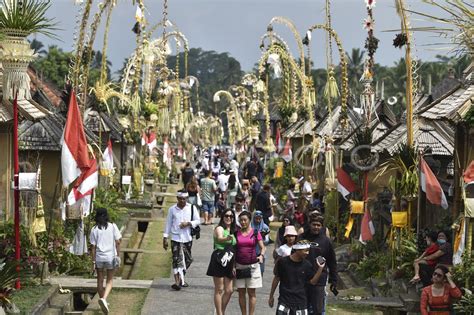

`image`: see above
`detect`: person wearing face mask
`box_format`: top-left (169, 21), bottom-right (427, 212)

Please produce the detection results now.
top-left (419, 231), bottom-right (453, 287)
top-left (410, 231), bottom-right (439, 284)
top-left (420, 265), bottom-right (461, 315)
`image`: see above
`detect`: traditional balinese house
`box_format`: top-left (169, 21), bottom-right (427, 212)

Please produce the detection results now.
top-left (0, 66), bottom-right (51, 220)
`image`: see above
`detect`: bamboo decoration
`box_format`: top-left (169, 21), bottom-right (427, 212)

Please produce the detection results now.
top-left (306, 24), bottom-right (349, 128)
top-left (395, 0), bottom-right (415, 147)
top-left (267, 17), bottom-right (306, 75)
top-left (70, 0), bottom-right (93, 94)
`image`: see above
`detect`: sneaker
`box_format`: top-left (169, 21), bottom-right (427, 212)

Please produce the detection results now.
top-left (98, 298), bottom-right (110, 314)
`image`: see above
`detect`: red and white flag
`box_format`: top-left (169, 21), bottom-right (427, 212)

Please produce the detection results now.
top-left (102, 140), bottom-right (114, 170)
top-left (420, 157), bottom-right (448, 209)
top-left (280, 138), bottom-right (292, 162)
top-left (337, 167), bottom-right (357, 200)
top-left (61, 91), bottom-right (92, 187)
top-left (359, 207), bottom-right (375, 243)
top-left (67, 159), bottom-right (98, 216)
top-left (275, 126), bottom-right (283, 153)
top-left (142, 130), bottom-right (157, 151)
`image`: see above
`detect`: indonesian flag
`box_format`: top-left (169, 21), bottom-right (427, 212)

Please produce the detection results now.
top-left (142, 131), bottom-right (157, 151)
top-left (275, 126), bottom-right (283, 153)
top-left (337, 167), bottom-right (357, 200)
top-left (359, 207), bottom-right (375, 243)
top-left (464, 160), bottom-right (474, 183)
top-left (67, 159), bottom-right (98, 216)
top-left (281, 139), bottom-right (292, 162)
top-left (420, 157), bottom-right (448, 209)
top-left (61, 91), bottom-right (92, 187)
top-left (102, 140), bottom-right (113, 170)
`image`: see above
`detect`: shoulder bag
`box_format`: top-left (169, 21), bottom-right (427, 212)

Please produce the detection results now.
top-left (190, 205), bottom-right (201, 239)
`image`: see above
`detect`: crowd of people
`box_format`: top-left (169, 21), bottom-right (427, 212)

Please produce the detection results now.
top-left (86, 145), bottom-right (463, 315)
top-left (160, 146), bottom-right (340, 315)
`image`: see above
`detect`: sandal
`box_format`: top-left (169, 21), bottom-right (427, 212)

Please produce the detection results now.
top-left (171, 284), bottom-right (181, 291)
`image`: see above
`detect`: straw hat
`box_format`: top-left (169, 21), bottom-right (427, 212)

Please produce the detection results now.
top-left (284, 225), bottom-right (298, 237)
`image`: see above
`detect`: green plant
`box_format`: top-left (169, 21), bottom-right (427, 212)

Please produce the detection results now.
top-left (0, 0), bottom-right (58, 38)
top-left (0, 259), bottom-right (17, 307)
top-left (454, 290), bottom-right (474, 314)
top-left (452, 254), bottom-right (474, 289)
top-left (349, 251), bottom-right (391, 280)
top-left (393, 233), bottom-right (418, 278)
top-left (93, 187), bottom-right (123, 223)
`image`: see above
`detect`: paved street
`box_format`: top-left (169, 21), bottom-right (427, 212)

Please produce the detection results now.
top-left (142, 220), bottom-right (276, 315)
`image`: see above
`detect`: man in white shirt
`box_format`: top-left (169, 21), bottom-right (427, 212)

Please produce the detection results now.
top-left (163, 191), bottom-right (201, 290)
top-left (217, 170), bottom-right (230, 193)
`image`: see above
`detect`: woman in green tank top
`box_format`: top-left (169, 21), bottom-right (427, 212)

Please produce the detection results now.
top-left (206, 209), bottom-right (237, 315)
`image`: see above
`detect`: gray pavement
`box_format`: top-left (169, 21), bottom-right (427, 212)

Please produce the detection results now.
top-left (141, 219), bottom-right (276, 315)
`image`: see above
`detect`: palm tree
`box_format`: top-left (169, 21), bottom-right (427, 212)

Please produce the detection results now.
top-left (346, 48), bottom-right (366, 102)
top-left (29, 38), bottom-right (47, 55)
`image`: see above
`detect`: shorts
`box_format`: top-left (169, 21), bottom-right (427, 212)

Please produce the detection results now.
top-left (234, 262), bottom-right (262, 289)
top-left (95, 260), bottom-right (114, 270)
top-left (202, 200), bottom-right (215, 214)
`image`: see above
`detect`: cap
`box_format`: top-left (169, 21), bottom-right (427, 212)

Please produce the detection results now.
top-left (284, 225), bottom-right (298, 237)
top-left (292, 240), bottom-right (311, 250)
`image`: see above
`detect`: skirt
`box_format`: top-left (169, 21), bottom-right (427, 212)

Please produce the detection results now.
top-left (206, 248), bottom-right (235, 279)
top-left (234, 262), bottom-right (262, 289)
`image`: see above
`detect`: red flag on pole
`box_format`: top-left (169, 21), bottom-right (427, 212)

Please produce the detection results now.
top-left (359, 207), bottom-right (375, 243)
top-left (420, 157), bottom-right (448, 209)
top-left (280, 139), bottom-right (292, 162)
top-left (337, 167), bottom-right (357, 199)
top-left (61, 91), bottom-right (92, 186)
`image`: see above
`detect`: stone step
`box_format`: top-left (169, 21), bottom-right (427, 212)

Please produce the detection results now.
top-left (49, 291), bottom-right (74, 312)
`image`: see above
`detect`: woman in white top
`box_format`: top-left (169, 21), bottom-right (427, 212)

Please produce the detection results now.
top-left (274, 225), bottom-right (298, 259)
top-left (90, 208), bottom-right (122, 314)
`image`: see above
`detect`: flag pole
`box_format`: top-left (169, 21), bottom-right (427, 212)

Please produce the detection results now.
top-left (416, 152), bottom-right (422, 235)
top-left (12, 90), bottom-right (21, 289)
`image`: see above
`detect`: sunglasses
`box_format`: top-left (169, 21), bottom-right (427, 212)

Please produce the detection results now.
top-left (224, 214), bottom-right (234, 219)
top-left (433, 272), bottom-right (444, 278)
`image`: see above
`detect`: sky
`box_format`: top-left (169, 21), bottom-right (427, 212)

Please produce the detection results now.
top-left (35, 0), bottom-right (453, 74)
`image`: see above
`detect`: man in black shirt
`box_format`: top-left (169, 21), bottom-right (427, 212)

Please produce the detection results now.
top-left (269, 240), bottom-right (325, 315)
top-left (255, 184), bottom-right (272, 226)
top-left (301, 216), bottom-right (338, 315)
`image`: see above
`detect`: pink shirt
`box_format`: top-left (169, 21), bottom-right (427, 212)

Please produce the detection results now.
top-left (236, 228), bottom-right (262, 265)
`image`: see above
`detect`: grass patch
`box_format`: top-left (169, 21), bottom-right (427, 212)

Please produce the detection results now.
top-left (106, 288), bottom-right (148, 314)
top-left (133, 219), bottom-right (171, 280)
top-left (10, 284), bottom-right (52, 313)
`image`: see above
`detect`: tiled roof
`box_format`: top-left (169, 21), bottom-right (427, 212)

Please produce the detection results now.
top-left (100, 112), bottom-right (124, 141)
top-left (0, 102), bottom-right (12, 122)
top-left (27, 67), bottom-right (65, 109)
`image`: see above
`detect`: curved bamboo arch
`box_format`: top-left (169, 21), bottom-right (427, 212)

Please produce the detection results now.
top-left (267, 16), bottom-right (305, 75)
top-left (213, 90), bottom-right (245, 143)
top-left (307, 24), bottom-right (349, 126)
top-left (259, 32), bottom-right (290, 53)
top-left (145, 19), bottom-right (180, 40)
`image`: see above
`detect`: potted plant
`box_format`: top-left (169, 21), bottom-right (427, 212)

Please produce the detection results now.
top-left (0, 0), bottom-right (57, 100)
